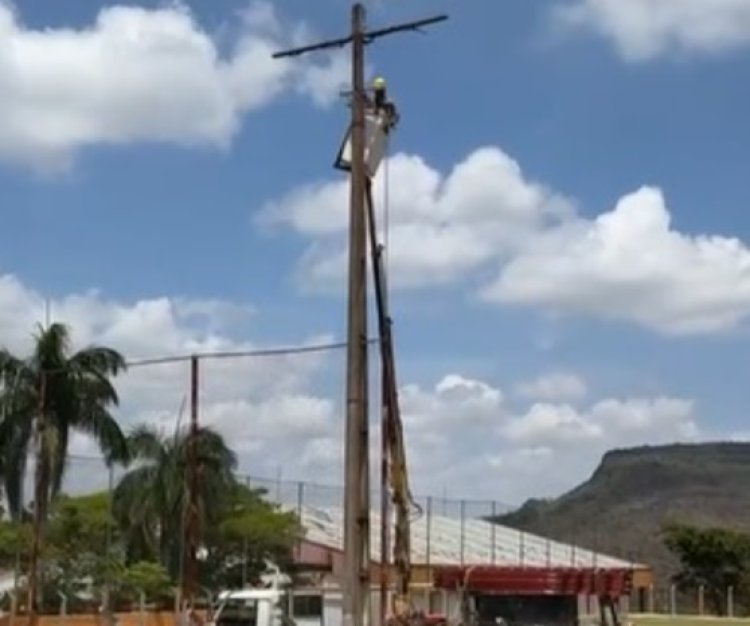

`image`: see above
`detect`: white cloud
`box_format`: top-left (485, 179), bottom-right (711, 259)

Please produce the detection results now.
top-left (0, 270), bottom-right (721, 504)
top-left (260, 147), bottom-right (572, 290)
top-left (504, 396), bottom-right (698, 448)
top-left (516, 372), bottom-right (587, 402)
top-left (553, 0), bottom-right (750, 61)
top-left (0, 1), bottom-right (347, 170)
top-left (263, 141), bottom-right (750, 336)
top-left (395, 373), bottom-right (702, 502)
top-left (0, 270), bottom-right (341, 490)
top-left (486, 186), bottom-right (750, 335)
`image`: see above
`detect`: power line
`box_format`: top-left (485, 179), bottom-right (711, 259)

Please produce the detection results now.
top-left (1, 338), bottom-right (379, 377)
top-left (126, 338), bottom-right (378, 368)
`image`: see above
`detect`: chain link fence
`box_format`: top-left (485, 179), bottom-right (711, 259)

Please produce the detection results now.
top-left (635, 584), bottom-right (745, 618)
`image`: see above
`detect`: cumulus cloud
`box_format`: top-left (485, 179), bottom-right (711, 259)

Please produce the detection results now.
top-left (0, 270), bottom-right (342, 490)
top-left (259, 147), bottom-right (572, 290)
top-left (264, 141), bottom-right (750, 336)
top-left (0, 1), bottom-right (346, 170)
top-left (0, 270), bottom-right (721, 503)
top-left (393, 372), bottom-right (702, 502)
top-left (486, 186), bottom-right (750, 335)
top-left (516, 372), bottom-right (587, 402)
top-left (504, 396), bottom-right (698, 448)
top-left (552, 0), bottom-right (750, 61)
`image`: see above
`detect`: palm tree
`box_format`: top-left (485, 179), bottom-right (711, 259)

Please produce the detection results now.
top-left (0, 322), bottom-right (129, 618)
top-left (0, 322), bottom-right (129, 515)
top-left (113, 424), bottom-right (237, 577)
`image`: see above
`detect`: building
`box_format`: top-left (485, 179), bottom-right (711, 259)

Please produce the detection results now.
top-left (290, 506), bottom-right (653, 626)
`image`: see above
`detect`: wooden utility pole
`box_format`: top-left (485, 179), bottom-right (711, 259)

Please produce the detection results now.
top-left (273, 8), bottom-right (446, 626)
top-left (27, 370), bottom-right (47, 626)
top-left (182, 355), bottom-right (200, 617)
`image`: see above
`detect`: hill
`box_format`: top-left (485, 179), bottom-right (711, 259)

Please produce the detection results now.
top-left (495, 442), bottom-right (750, 584)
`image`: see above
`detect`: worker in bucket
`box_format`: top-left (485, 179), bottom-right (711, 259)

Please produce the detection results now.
top-left (371, 76), bottom-right (399, 132)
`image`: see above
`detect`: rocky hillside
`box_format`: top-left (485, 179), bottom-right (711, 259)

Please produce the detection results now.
top-left (495, 442), bottom-right (750, 583)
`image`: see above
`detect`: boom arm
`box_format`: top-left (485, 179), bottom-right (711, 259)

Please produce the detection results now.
top-left (365, 180), bottom-right (420, 615)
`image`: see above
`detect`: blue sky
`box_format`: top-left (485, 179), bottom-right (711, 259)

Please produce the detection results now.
top-left (2, 0), bottom-right (750, 504)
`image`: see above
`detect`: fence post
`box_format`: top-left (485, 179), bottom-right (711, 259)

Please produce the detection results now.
top-left (669, 584), bottom-right (676, 616)
top-left (460, 500), bottom-right (466, 565)
top-left (57, 591), bottom-right (67, 626)
top-left (243, 476), bottom-right (252, 586)
top-left (9, 590), bottom-right (16, 626)
top-left (698, 585), bottom-right (705, 616)
top-left (490, 501), bottom-right (497, 565)
top-left (296, 481), bottom-right (305, 565)
top-left (728, 586), bottom-right (734, 618)
top-left (647, 584), bottom-right (654, 614)
top-left (139, 590), bottom-right (147, 626)
top-left (426, 496), bottom-right (432, 569)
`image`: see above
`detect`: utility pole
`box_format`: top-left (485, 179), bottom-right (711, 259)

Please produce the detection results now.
top-left (273, 7), bottom-right (446, 626)
top-left (27, 370), bottom-right (47, 626)
top-left (182, 355), bottom-right (200, 618)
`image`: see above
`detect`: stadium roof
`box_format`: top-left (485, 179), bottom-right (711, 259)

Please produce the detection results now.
top-left (295, 506), bottom-right (641, 570)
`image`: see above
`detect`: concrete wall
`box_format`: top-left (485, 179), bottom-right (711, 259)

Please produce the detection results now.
top-left (0, 612), bottom-right (188, 626)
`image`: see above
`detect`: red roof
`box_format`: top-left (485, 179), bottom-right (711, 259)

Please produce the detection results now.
top-left (432, 566), bottom-right (633, 598)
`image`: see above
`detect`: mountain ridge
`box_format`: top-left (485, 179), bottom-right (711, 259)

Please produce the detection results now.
top-left (495, 442), bottom-right (750, 583)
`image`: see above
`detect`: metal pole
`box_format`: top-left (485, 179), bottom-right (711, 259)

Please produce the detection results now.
top-left (296, 481), bottom-right (305, 559)
top-left (243, 476), bottom-right (251, 587)
top-left (104, 464), bottom-right (115, 622)
top-left (182, 355), bottom-right (200, 613)
top-left (425, 496), bottom-right (432, 569)
top-left (490, 501), bottom-right (497, 565)
top-left (380, 370), bottom-right (390, 626)
top-left (343, 7), bottom-right (369, 626)
top-left (459, 500), bottom-right (466, 566)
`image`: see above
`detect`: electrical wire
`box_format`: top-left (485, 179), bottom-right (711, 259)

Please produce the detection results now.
top-left (127, 338), bottom-right (378, 368)
top-left (0, 338), bottom-right (379, 377)
top-left (383, 133), bottom-right (391, 273)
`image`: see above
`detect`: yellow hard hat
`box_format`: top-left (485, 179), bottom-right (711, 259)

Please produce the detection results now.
top-left (373, 76), bottom-right (386, 90)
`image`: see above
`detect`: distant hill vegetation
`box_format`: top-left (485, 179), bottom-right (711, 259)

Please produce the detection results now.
top-left (495, 442), bottom-right (750, 584)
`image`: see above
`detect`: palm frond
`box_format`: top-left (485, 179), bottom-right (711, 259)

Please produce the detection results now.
top-left (77, 404), bottom-right (128, 465)
top-left (127, 425), bottom-right (166, 461)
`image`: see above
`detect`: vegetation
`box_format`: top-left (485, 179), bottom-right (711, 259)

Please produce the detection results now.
top-left (663, 524), bottom-right (750, 615)
top-left (0, 439), bottom-right (299, 611)
top-left (0, 323), bottom-right (129, 519)
top-left (0, 323), bottom-right (301, 613)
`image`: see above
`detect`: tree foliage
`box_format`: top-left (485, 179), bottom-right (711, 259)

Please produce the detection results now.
top-left (0, 323), bottom-right (128, 519)
top-left (113, 423), bottom-right (238, 577)
top-left (663, 523), bottom-right (750, 614)
top-left (202, 482), bottom-right (301, 589)
top-left (0, 323), bottom-right (301, 609)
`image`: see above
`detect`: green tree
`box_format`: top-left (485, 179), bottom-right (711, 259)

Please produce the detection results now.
top-left (0, 323), bottom-right (129, 518)
top-left (122, 561), bottom-right (173, 605)
top-left (663, 523), bottom-right (750, 614)
top-left (113, 424), bottom-right (237, 577)
top-left (0, 520), bottom-right (31, 569)
top-left (45, 492), bottom-right (121, 598)
top-left (202, 483), bottom-right (300, 588)
top-left (0, 323), bottom-right (129, 617)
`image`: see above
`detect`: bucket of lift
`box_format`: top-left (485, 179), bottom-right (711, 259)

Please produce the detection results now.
top-left (335, 77), bottom-right (399, 178)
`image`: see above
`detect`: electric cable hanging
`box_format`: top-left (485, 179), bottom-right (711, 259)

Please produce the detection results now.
top-left (0, 338), bottom-right (379, 378)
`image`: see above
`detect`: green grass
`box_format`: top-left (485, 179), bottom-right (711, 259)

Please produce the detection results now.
top-left (631, 615), bottom-right (750, 626)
